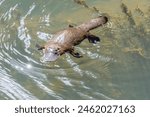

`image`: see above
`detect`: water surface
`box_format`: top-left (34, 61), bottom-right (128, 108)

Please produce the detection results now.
top-left (0, 0), bottom-right (150, 99)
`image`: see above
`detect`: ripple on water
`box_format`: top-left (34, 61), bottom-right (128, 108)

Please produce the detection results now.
top-left (0, 68), bottom-right (37, 99)
top-left (0, 0), bottom-right (117, 100)
top-left (1, 0), bottom-right (150, 100)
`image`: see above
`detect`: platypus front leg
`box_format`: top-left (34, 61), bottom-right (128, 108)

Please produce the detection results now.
top-left (36, 44), bottom-right (45, 50)
top-left (69, 48), bottom-right (82, 58)
top-left (68, 24), bottom-right (74, 28)
top-left (87, 34), bottom-right (100, 44)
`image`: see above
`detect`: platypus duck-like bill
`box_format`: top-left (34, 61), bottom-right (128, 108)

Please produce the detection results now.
top-left (37, 16), bottom-right (108, 62)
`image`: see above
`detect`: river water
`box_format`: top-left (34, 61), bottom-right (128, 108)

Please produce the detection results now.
top-left (0, 0), bottom-right (150, 100)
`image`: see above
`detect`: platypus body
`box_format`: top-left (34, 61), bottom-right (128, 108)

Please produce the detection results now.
top-left (37, 16), bottom-right (108, 62)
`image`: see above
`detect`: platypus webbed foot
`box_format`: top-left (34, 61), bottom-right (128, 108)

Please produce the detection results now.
top-left (87, 35), bottom-right (100, 44)
top-left (69, 51), bottom-right (83, 58)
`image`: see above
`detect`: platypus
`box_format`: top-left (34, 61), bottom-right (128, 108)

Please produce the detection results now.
top-left (36, 16), bottom-right (108, 62)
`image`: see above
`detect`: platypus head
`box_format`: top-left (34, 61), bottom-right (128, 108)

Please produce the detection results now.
top-left (41, 43), bottom-right (61, 62)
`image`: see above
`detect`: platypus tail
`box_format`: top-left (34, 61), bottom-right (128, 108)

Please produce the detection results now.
top-left (36, 44), bottom-right (45, 50)
top-left (77, 16), bottom-right (108, 32)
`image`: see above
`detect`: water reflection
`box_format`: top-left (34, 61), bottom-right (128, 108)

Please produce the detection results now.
top-left (0, 0), bottom-right (150, 99)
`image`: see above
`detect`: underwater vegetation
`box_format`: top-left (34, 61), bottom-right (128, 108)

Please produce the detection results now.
top-left (74, 0), bottom-right (89, 8)
top-left (121, 2), bottom-right (150, 59)
top-left (73, 0), bottom-right (103, 14)
top-left (100, 2), bottom-right (150, 61)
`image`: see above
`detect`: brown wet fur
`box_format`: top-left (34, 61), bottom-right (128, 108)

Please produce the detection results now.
top-left (38, 16), bottom-right (108, 59)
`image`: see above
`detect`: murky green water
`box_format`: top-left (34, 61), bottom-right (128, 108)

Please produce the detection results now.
top-left (0, 0), bottom-right (150, 100)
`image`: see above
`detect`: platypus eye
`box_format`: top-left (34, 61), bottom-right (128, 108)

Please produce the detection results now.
top-left (54, 52), bottom-right (58, 55)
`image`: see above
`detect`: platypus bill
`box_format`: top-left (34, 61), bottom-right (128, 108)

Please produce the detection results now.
top-left (37, 16), bottom-right (108, 62)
